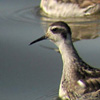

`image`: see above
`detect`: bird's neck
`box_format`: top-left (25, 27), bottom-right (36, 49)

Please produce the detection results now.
top-left (57, 40), bottom-right (82, 98)
top-left (57, 40), bottom-right (82, 80)
top-left (58, 40), bottom-right (81, 66)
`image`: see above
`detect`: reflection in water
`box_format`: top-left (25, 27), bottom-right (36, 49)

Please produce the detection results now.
top-left (9, 6), bottom-right (100, 45)
top-left (40, 19), bottom-right (100, 42)
top-left (10, 6), bottom-right (100, 42)
top-left (38, 6), bottom-right (100, 42)
top-left (35, 6), bottom-right (100, 42)
top-left (12, 6), bottom-right (100, 42)
top-left (71, 23), bottom-right (100, 42)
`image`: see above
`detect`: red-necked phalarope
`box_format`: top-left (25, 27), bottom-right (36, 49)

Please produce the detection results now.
top-left (30, 21), bottom-right (100, 100)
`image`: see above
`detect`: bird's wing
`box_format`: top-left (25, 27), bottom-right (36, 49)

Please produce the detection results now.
top-left (78, 62), bottom-right (100, 93)
top-left (78, 61), bottom-right (100, 78)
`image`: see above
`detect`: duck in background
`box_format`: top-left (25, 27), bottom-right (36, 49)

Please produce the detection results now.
top-left (40, 0), bottom-right (100, 17)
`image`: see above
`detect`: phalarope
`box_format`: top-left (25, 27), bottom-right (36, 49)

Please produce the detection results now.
top-left (40, 0), bottom-right (100, 17)
top-left (30, 21), bottom-right (100, 100)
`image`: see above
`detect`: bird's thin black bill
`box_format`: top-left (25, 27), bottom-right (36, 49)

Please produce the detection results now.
top-left (29, 35), bottom-right (47, 45)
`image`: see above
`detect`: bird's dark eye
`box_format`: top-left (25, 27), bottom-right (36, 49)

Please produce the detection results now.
top-left (51, 28), bottom-right (59, 33)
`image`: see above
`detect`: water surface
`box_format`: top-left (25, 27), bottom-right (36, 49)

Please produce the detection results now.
top-left (0, 0), bottom-right (100, 100)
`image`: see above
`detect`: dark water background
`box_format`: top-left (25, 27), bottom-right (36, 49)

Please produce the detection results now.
top-left (0, 0), bottom-right (100, 100)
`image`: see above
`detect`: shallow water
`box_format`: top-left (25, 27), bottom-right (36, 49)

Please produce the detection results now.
top-left (0, 0), bottom-right (100, 100)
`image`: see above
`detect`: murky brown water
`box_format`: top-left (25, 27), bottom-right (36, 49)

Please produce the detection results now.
top-left (0, 0), bottom-right (100, 100)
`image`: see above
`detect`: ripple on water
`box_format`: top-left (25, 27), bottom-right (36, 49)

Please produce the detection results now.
top-left (6, 6), bottom-right (41, 24)
top-left (5, 5), bottom-right (100, 24)
top-left (34, 88), bottom-right (58, 100)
